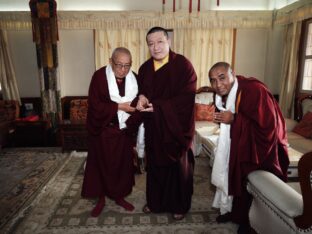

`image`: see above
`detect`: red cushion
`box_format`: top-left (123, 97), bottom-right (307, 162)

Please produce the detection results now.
top-left (293, 111), bottom-right (312, 138)
top-left (70, 99), bottom-right (88, 121)
top-left (194, 103), bottom-right (215, 121)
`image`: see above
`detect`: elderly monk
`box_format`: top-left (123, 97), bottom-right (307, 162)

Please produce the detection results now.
top-left (126, 26), bottom-right (197, 220)
top-left (81, 47), bottom-right (138, 217)
top-left (209, 62), bottom-right (289, 234)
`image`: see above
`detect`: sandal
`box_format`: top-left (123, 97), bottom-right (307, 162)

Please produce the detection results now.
top-left (172, 213), bottom-right (185, 221)
top-left (142, 204), bottom-right (151, 214)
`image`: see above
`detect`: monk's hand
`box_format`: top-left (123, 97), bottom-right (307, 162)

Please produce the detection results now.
top-left (213, 110), bottom-right (234, 124)
top-left (118, 102), bottom-right (136, 113)
top-left (136, 95), bottom-right (149, 111)
top-left (141, 103), bottom-right (154, 112)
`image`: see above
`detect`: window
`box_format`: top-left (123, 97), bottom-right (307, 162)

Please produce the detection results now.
top-left (299, 18), bottom-right (312, 93)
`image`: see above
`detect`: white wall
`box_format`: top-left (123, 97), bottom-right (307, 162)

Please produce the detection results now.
top-left (0, 0), bottom-right (296, 11)
top-left (7, 30), bottom-right (40, 97)
top-left (264, 25), bottom-right (285, 95)
top-left (235, 28), bottom-right (268, 82)
top-left (58, 30), bottom-right (95, 96)
top-left (234, 27), bottom-right (285, 95)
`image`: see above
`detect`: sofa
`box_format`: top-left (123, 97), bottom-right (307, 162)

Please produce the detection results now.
top-left (193, 86), bottom-right (219, 166)
top-left (247, 96), bottom-right (312, 234)
top-left (247, 151), bottom-right (312, 234)
top-left (193, 87), bottom-right (312, 233)
top-left (60, 96), bottom-right (88, 151)
top-left (0, 100), bottom-right (20, 148)
top-left (285, 96), bottom-right (312, 154)
top-left (195, 89), bottom-right (312, 166)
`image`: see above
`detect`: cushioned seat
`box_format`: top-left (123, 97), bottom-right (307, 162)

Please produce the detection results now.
top-left (247, 152), bottom-right (312, 234)
top-left (193, 86), bottom-right (218, 157)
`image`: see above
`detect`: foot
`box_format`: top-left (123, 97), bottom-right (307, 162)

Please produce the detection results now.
top-left (216, 212), bottom-right (232, 223)
top-left (172, 213), bottom-right (185, 221)
top-left (115, 198), bottom-right (135, 211)
top-left (142, 204), bottom-right (151, 214)
top-left (91, 196), bottom-right (105, 217)
top-left (237, 223), bottom-right (253, 234)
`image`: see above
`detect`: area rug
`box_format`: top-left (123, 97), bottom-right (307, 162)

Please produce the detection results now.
top-left (8, 152), bottom-right (238, 234)
top-left (0, 147), bottom-right (70, 233)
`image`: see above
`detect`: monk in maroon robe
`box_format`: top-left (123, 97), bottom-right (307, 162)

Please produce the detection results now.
top-left (209, 62), bottom-right (289, 234)
top-left (81, 47), bottom-right (138, 217)
top-left (126, 27), bottom-right (197, 220)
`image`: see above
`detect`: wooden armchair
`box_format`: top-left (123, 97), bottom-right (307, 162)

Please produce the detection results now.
top-left (294, 151), bottom-right (312, 230)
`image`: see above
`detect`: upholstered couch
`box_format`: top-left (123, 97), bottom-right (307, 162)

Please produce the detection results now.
top-left (193, 87), bottom-right (219, 166)
top-left (193, 88), bottom-right (312, 233)
top-left (60, 96), bottom-right (88, 151)
top-left (0, 100), bottom-right (20, 148)
top-left (247, 151), bottom-right (312, 234)
top-left (285, 96), bottom-right (312, 155)
top-left (247, 96), bottom-right (312, 234)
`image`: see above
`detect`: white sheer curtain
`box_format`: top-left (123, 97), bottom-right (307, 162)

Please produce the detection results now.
top-left (0, 29), bottom-right (21, 103)
top-left (95, 28), bottom-right (233, 88)
top-left (279, 21), bottom-right (302, 118)
top-left (173, 28), bottom-right (233, 88)
top-left (95, 29), bottom-right (149, 73)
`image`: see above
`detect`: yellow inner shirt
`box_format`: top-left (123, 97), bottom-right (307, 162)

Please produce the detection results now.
top-left (153, 54), bottom-right (169, 71)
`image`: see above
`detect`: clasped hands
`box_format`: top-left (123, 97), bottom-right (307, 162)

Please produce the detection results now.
top-left (136, 95), bottom-right (154, 112)
top-left (117, 95), bottom-right (153, 113)
top-left (213, 110), bottom-right (234, 124)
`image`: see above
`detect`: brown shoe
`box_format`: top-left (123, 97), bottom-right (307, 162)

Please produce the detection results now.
top-left (142, 204), bottom-right (151, 214)
top-left (172, 213), bottom-right (185, 221)
top-left (216, 212), bottom-right (232, 223)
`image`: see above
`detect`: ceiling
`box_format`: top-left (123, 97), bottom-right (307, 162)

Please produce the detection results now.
top-left (0, 0), bottom-right (300, 12)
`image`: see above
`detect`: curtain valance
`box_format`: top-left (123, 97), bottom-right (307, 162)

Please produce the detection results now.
top-left (275, 3), bottom-right (312, 25)
top-left (0, 10), bottom-right (273, 30)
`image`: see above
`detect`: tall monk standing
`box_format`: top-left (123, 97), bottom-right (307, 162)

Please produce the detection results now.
top-left (81, 47), bottom-right (137, 217)
top-left (126, 27), bottom-right (197, 220)
top-left (209, 62), bottom-right (289, 234)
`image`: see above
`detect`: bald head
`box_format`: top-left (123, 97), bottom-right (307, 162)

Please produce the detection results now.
top-left (111, 47), bottom-right (132, 62)
top-left (208, 62), bottom-right (235, 97)
top-left (208, 62), bottom-right (231, 78)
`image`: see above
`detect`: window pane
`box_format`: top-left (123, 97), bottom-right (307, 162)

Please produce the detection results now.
top-left (302, 59), bottom-right (312, 91)
top-left (306, 23), bottom-right (312, 55)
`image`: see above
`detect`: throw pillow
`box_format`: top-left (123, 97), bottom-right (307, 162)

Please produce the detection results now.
top-left (293, 111), bottom-right (312, 138)
top-left (194, 103), bottom-right (215, 121)
top-left (70, 99), bottom-right (88, 121)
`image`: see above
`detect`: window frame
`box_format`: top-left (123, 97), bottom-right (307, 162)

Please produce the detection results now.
top-left (298, 18), bottom-right (312, 94)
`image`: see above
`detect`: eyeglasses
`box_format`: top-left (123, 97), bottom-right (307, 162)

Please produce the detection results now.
top-left (112, 60), bottom-right (131, 70)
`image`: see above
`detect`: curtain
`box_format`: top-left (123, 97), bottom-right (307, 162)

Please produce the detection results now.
top-left (0, 29), bottom-right (21, 104)
top-left (279, 21), bottom-right (302, 118)
top-left (95, 28), bottom-right (233, 88)
top-left (173, 28), bottom-right (233, 88)
top-left (95, 29), bottom-right (149, 73)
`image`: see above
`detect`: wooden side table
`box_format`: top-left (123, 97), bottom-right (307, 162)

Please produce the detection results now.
top-left (59, 120), bottom-right (88, 152)
top-left (11, 120), bottom-right (49, 147)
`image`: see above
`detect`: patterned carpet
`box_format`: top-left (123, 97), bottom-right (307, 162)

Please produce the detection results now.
top-left (0, 147), bottom-right (70, 233)
top-left (5, 151), bottom-right (238, 234)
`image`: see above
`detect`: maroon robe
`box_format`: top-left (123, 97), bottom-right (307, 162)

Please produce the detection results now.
top-left (228, 75), bottom-right (289, 224)
top-left (81, 66), bottom-right (135, 200)
top-left (127, 50), bottom-right (197, 214)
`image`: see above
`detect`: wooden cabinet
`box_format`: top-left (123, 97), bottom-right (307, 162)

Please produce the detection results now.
top-left (59, 120), bottom-right (87, 152)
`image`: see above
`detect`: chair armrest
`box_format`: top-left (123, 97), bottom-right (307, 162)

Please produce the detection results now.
top-left (247, 170), bottom-right (303, 218)
top-left (285, 118), bottom-right (298, 132)
top-left (195, 122), bottom-right (219, 137)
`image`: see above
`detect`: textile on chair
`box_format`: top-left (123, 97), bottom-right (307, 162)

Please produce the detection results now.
top-left (29, 0), bottom-right (61, 128)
